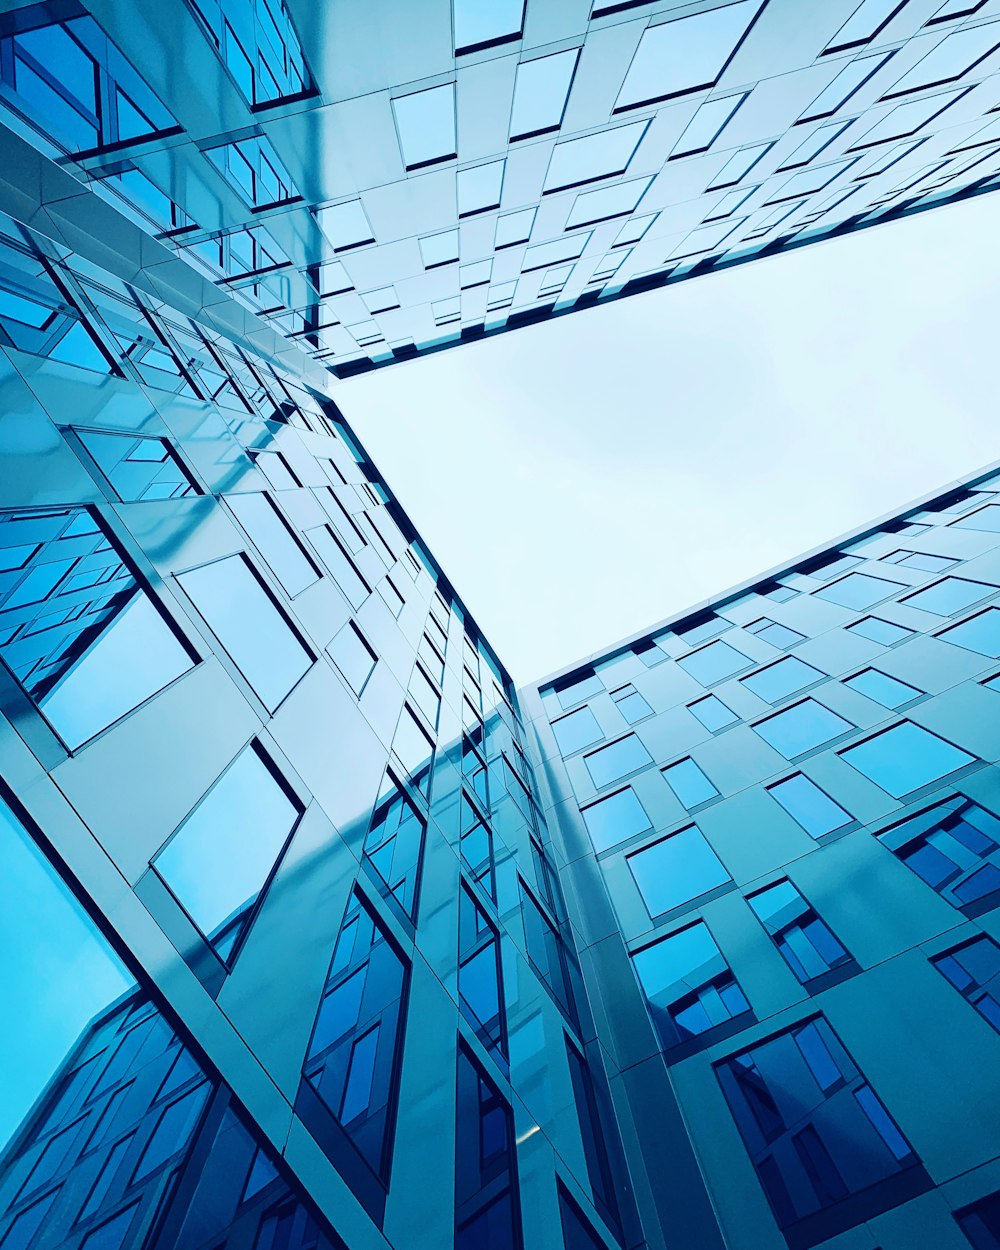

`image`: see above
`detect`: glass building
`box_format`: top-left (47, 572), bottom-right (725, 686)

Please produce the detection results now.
top-left (0, 3), bottom-right (999, 1250)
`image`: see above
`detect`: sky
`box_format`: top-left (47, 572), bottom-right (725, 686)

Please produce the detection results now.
top-left (337, 192), bottom-right (1000, 686)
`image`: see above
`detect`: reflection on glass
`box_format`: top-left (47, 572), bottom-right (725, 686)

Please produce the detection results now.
top-left (152, 742), bottom-right (302, 964)
top-left (0, 507), bottom-right (194, 749)
top-left (362, 782), bottom-right (426, 925)
top-left (77, 431), bottom-right (199, 502)
top-left (0, 796), bottom-right (341, 1250)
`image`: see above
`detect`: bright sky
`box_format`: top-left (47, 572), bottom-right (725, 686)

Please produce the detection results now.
top-left (338, 192), bottom-right (1000, 686)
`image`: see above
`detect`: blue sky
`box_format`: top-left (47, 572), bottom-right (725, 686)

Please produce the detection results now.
top-left (339, 191), bottom-right (1000, 685)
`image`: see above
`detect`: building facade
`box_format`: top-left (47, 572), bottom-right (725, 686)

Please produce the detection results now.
top-left (0, 3), bottom-right (999, 1250)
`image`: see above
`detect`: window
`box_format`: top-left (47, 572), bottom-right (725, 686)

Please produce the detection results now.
top-left (551, 706), bottom-right (603, 755)
top-left (558, 1186), bottom-right (607, 1250)
top-left (305, 524), bottom-right (369, 610)
top-left (847, 616), bottom-right (913, 645)
top-left (462, 792), bottom-right (497, 902)
top-left (933, 936), bottom-right (1000, 1032)
top-left (379, 576), bottom-right (405, 619)
top-left (825, 0), bottom-right (909, 53)
top-left (708, 141), bottom-right (773, 189)
top-left (363, 784), bottom-right (426, 924)
top-left (152, 742), bottom-right (302, 964)
top-left (419, 230), bottom-right (459, 269)
top-left (689, 694), bottom-right (738, 731)
top-left (768, 774), bottom-right (852, 838)
top-left (584, 734), bottom-right (652, 788)
top-left (316, 199), bottom-right (375, 252)
top-left (716, 1018), bottom-right (918, 1233)
top-left (901, 577), bottom-right (997, 616)
top-left (953, 502), bottom-right (1000, 532)
top-left (227, 492), bottom-right (319, 598)
top-left (884, 548), bottom-right (958, 572)
top-left (392, 84), bottom-right (456, 170)
top-left (0, 506), bottom-right (195, 750)
top-left (779, 120), bottom-right (853, 169)
top-left (543, 121), bottom-right (649, 193)
top-left (188, 0), bottom-right (312, 106)
top-left (956, 1190), bottom-right (1000, 1248)
top-left (753, 700), bottom-right (854, 759)
top-left (495, 208), bottom-right (536, 249)
top-left (678, 638), bottom-right (751, 685)
top-left (299, 891), bottom-right (409, 1182)
top-left (940, 607), bottom-right (1000, 657)
top-left (409, 663), bottom-right (441, 730)
top-left (841, 722), bottom-right (974, 797)
top-left (391, 706), bottom-right (434, 796)
top-left (844, 667), bottom-right (922, 708)
top-left (627, 825), bottom-right (731, 916)
top-left (453, 0), bottom-right (525, 54)
top-left (76, 431), bottom-right (199, 502)
top-left (326, 622), bottom-right (377, 698)
top-left (815, 571), bottom-right (905, 609)
top-left (520, 882), bottom-right (578, 1026)
top-left (459, 885), bottom-right (506, 1059)
top-left (632, 922), bottom-right (750, 1051)
top-left (458, 160), bottom-right (505, 216)
top-left (849, 85), bottom-right (970, 148)
top-left (748, 881), bottom-right (853, 984)
top-left (742, 656), bottom-right (825, 703)
top-left (206, 135), bottom-right (299, 209)
top-left (662, 758), bottom-right (719, 809)
top-left (673, 93), bottom-right (747, 158)
top-left (178, 554), bottom-right (311, 712)
top-left (580, 787), bottom-right (652, 854)
top-left (801, 51), bottom-right (893, 122)
top-left (522, 234), bottom-right (591, 272)
top-left (747, 618), bottom-right (805, 648)
top-left (564, 1041), bottom-right (622, 1233)
top-left (883, 20), bottom-right (1000, 98)
top-left (929, 0), bottom-right (989, 20)
top-left (614, 2), bottom-right (764, 110)
top-left (509, 49), bottom-right (578, 141)
top-left (455, 1040), bottom-right (522, 1250)
top-left (876, 795), bottom-right (1000, 908)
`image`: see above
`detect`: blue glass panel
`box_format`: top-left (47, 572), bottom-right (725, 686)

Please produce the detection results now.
top-left (742, 656), bottom-right (825, 703)
top-left (939, 607), bottom-right (1000, 656)
top-left (903, 577), bottom-right (998, 616)
top-left (848, 617), bottom-right (913, 645)
top-left (954, 503), bottom-right (1000, 532)
top-left (509, 48), bottom-right (578, 140)
top-left (177, 554), bottom-right (311, 712)
top-left (227, 492), bottom-right (319, 598)
top-left (842, 722), bottom-right (974, 796)
top-left (689, 694), bottom-right (738, 731)
top-left (753, 700), bottom-right (853, 758)
top-left (551, 706), bottom-right (602, 755)
top-left (816, 572), bottom-right (905, 609)
top-left (453, 0), bottom-right (525, 53)
top-left (327, 621), bottom-right (377, 696)
top-left (845, 668), bottom-right (921, 707)
top-left (662, 758), bottom-right (719, 809)
top-left (678, 639), bottom-right (751, 685)
top-left (458, 160), bottom-right (505, 215)
top-left (543, 121), bottom-right (648, 193)
top-left (392, 85), bottom-right (456, 169)
top-left (584, 734), bottom-right (652, 787)
top-left (628, 825), bottom-right (731, 915)
top-left (152, 743), bottom-right (300, 952)
top-left (768, 774), bottom-right (852, 837)
top-left (580, 787), bottom-right (652, 853)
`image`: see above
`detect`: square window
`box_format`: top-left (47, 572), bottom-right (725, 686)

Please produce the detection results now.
top-left (628, 825), bottom-right (731, 916)
top-left (612, 684), bottom-right (653, 723)
top-left (227, 492), bottom-right (319, 598)
top-left (509, 49), bottom-right (579, 141)
top-left (315, 199), bottom-right (374, 252)
top-left (848, 617), bottom-right (913, 645)
top-left (551, 706), bottom-right (603, 755)
top-left (678, 639), bottom-right (752, 686)
top-left (939, 607), bottom-right (1000, 656)
top-left (747, 618), bottom-right (805, 648)
top-left (584, 734), bottom-right (652, 788)
top-left (844, 668), bottom-right (922, 708)
top-left (901, 577), bottom-right (998, 616)
top-left (877, 794), bottom-right (1000, 906)
top-left (742, 656), bottom-right (825, 703)
top-left (580, 787), bottom-right (652, 854)
top-left (327, 621), bottom-right (377, 696)
top-left (748, 880), bottom-right (852, 983)
top-left (768, 774), bottom-right (852, 838)
top-left (932, 935), bottom-right (1000, 1032)
top-left (882, 20), bottom-right (1000, 99)
top-left (841, 722), bottom-right (974, 797)
top-left (453, 0), bottom-right (525, 54)
top-left (815, 571), bottom-right (905, 609)
top-left (543, 121), bottom-right (649, 194)
top-left (689, 694), bottom-right (738, 731)
top-left (458, 160), bottom-right (505, 216)
top-left (392, 85), bottom-right (457, 170)
top-left (753, 699), bottom-right (854, 759)
top-left (662, 758), bottom-right (719, 809)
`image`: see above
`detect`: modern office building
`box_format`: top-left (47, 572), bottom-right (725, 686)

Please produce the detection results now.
top-left (0, 3), bottom-right (1000, 1250)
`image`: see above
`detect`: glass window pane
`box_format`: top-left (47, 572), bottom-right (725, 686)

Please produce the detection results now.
top-left (227, 493), bottom-right (319, 598)
top-left (816, 572), bottom-right (905, 609)
top-left (453, 0), bottom-right (525, 53)
top-left (844, 668), bottom-right (921, 708)
top-left (848, 617), bottom-right (913, 645)
top-left (842, 722), bottom-right (974, 796)
top-left (689, 694), bottom-right (738, 731)
top-left (584, 734), bottom-right (652, 787)
top-left (902, 577), bottom-right (997, 616)
top-left (628, 825), bottom-right (730, 915)
top-left (543, 121), bottom-right (649, 193)
top-left (178, 554), bottom-right (311, 712)
top-left (581, 787), bottom-right (652, 853)
top-left (551, 706), bottom-right (603, 755)
top-left (662, 758), bottom-right (719, 809)
top-left (510, 49), bottom-right (578, 140)
top-left (753, 700), bottom-right (853, 758)
top-left (939, 607), bottom-right (1000, 656)
top-left (678, 639), bottom-right (752, 685)
top-left (327, 621), bottom-right (377, 696)
top-left (742, 656), bottom-right (825, 703)
top-left (391, 85), bottom-right (456, 169)
top-left (768, 774), bottom-right (852, 837)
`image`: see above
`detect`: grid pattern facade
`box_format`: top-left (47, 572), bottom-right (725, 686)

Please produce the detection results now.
top-left (524, 471), bottom-right (1000, 1250)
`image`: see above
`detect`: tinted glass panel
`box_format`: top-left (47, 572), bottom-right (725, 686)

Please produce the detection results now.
top-left (662, 758), bottom-right (718, 809)
top-left (628, 825), bottom-right (731, 915)
top-left (552, 706), bottom-right (602, 755)
top-left (227, 493), bottom-right (319, 598)
top-left (844, 668), bottom-right (921, 707)
top-left (902, 578), bottom-right (998, 616)
top-left (753, 700), bottom-right (853, 758)
top-left (584, 735), bottom-right (652, 788)
top-left (939, 607), bottom-right (1000, 656)
top-left (742, 657), bottom-right (825, 703)
top-left (841, 722), bottom-right (974, 796)
top-left (580, 787), bottom-right (652, 853)
top-left (816, 572), bottom-right (905, 609)
top-left (768, 774), bottom-right (852, 837)
top-left (678, 639), bottom-right (751, 685)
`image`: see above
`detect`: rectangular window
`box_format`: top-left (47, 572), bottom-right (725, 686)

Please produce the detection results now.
top-left (458, 160), bottom-right (505, 216)
top-left (779, 121), bottom-right (853, 169)
top-left (768, 774), bottom-right (852, 838)
top-left (825, 0), bottom-right (908, 53)
top-left (558, 1184), bottom-right (609, 1250)
top-left (520, 882), bottom-right (579, 1027)
top-left (611, 684), bottom-right (652, 723)
top-left (461, 791), bottom-right (497, 902)
top-left (883, 20), bottom-right (1000, 98)
top-left (453, 0), bottom-right (525, 55)
top-left (708, 141), bottom-right (773, 189)
top-left (801, 51), bottom-right (893, 122)
top-left (565, 1041), bottom-right (621, 1232)
top-left (844, 667), bottom-right (922, 708)
top-left (901, 577), bottom-right (997, 616)
top-left (614, 2), bottom-right (764, 110)
top-left (662, 758), bottom-right (719, 809)
top-left (178, 553), bottom-right (311, 712)
top-left (748, 881), bottom-right (853, 983)
top-left (379, 577), bottom-right (405, 620)
top-left (305, 524), bottom-right (370, 610)
top-left (206, 135), bottom-right (299, 209)
top-left (632, 921), bottom-right (750, 1050)
top-left (328, 622), bottom-right (377, 696)
top-left (565, 177), bottom-right (652, 228)
top-left (495, 208), bottom-right (536, 249)
top-left (543, 121), bottom-right (649, 193)
top-left (391, 706), bottom-right (434, 796)
top-left (742, 656), bottom-right (825, 704)
top-left (299, 890), bottom-right (408, 1183)
top-left (678, 638), bottom-right (752, 686)
top-left (689, 694), bottom-right (738, 731)
top-left (580, 787), bottom-right (652, 855)
top-left (509, 49), bottom-right (578, 141)
top-left (584, 734), bottom-right (652, 788)
top-left (956, 1190), bottom-right (1000, 1247)
top-left (716, 1018), bottom-right (919, 1232)
top-left (76, 431), bottom-right (199, 502)
top-left (883, 548), bottom-right (958, 572)
top-left (227, 492), bottom-right (319, 598)
top-left (753, 700), bottom-right (854, 759)
top-left (152, 742), bottom-right (302, 965)
top-left (554, 669), bottom-right (604, 708)
top-left (939, 606), bottom-right (1000, 656)
top-left (455, 1040), bottom-right (522, 1250)
top-left (459, 884), bottom-right (507, 1059)
top-left (841, 722), bottom-right (974, 797)
top-left (848, 616), bottom-right (913, 645)
top-left (419, 230), bottom-right (459, 269)
top-left (409, 663), bottom-right (441, 731)
top-left (627, 825), bottom-right (731, 916)
top-left (815, 571), bottom-right (905, 609)
top-left (316, 199), bottom-right (375, 252)
top-left (363, 784), bottom-right (426, 924)
top-left (849, 86), bottom-right (970, 148)
top-left (876, 795), bottom-right (1000, 908)
top-left (933, 936), bottom-right (1000, 1032)
top-left (0, 506), bottom-right (196, 750)
top-left (953, 502), bottom-right (1000, 532)
top-left (747, 618), bottom-right (805, 648)
top-left (551, 706), bottom-right (603, 755)
top-left (391, 84), bottom-right (456, 170)
top-left (672, 93), bottom-right (747, 158)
